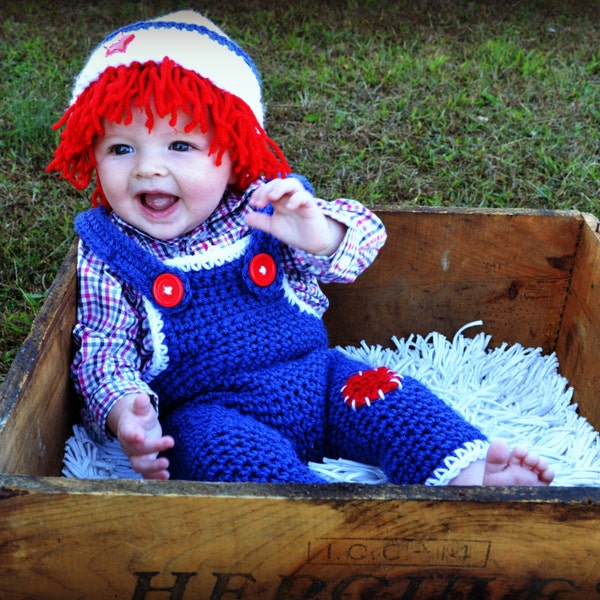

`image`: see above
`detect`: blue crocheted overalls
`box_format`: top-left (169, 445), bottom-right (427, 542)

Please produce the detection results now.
top-left (75, 207), bottom-right (486, 484)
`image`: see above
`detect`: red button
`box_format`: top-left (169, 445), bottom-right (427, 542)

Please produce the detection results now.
top-left (249, 253), bottom-right (277, 287)
top-left (152, 273), bottom-right (185, 308)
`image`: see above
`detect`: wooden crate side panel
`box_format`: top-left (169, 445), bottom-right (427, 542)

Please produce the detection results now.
top-left (556, 214), bottom-right (600, 429)
top-left (0, 243), bottom-right (78, 476)
top-left (1, 478), bottom-right (600, 599)
top-left (325, 208), bottom-right (581, 352)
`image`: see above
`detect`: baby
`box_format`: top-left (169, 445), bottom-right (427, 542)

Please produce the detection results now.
top-left (48, 10), bottom-right (553, 486)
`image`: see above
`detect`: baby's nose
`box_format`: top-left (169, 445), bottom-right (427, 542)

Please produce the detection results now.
top-left (134, 151), bottom-right (168, 177)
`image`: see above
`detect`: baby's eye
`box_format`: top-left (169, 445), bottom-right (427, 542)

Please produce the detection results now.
top-left (170, 141), bottom-right (193, 152)
top-left (109, 144), bottom-right (133, 156)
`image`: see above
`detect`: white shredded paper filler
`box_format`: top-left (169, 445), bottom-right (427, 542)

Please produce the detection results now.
top-left (62, 322), bottom-right (600, 486)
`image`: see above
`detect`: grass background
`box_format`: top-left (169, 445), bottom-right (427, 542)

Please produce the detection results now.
top-left (0, 0), bottom-right (598, 382)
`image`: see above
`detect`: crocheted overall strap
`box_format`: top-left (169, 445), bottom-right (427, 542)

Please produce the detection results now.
top-left (148, 222), bottom-right (330, 408)
top-left (74, 207), bottom-right (193, 313)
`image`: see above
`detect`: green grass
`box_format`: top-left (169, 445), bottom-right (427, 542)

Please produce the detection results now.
top-left (0, 0), bottom-right (598, 381)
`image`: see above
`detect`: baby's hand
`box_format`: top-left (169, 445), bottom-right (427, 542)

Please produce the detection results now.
top-left (246, 178), bottom-right (346, 256)
top-left (107, 393), bottom-right (175, 480)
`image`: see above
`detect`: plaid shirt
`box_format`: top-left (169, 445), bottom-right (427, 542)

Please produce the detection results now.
top-left (72, 180), bottom-right (387, 437)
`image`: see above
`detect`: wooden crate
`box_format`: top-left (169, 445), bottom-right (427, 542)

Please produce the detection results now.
top-left (2, 206), bottom-right (600, 599)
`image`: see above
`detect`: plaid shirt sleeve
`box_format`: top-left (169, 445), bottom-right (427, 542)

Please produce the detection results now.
top-left (305, 197), bottom-right (386, 282)
top-left (71, 240), bottom-right (158, 439)
top-left (282, 198), bottom-right (387, 314)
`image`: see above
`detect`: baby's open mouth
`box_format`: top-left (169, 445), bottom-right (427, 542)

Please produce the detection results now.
top-left (140, 193), bottom-right (178, 212)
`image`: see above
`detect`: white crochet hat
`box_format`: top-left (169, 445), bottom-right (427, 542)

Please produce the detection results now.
top-left (70, 10), bottom-right (265, 126)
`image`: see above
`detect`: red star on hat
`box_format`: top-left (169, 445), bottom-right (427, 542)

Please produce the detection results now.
top-left (104, 33), bottom-right (135, 57)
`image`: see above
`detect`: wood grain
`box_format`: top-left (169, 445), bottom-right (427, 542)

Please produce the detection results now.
top-left (556, 212), bottom-right (600, 429)
top-left (325, 206), bottom-right (582, 352)
top-left (1, 478), bottom-right (600, 599)
top-left (0, 242), bottom-right (77, 475)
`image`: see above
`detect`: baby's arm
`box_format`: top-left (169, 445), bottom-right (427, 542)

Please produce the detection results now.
top-left (107, 393), bottom-right (175, 480)
top-left (246, 177), bottom-right (347, 256)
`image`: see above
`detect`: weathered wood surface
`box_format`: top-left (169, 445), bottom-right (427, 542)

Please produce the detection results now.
top-left (1, 477), bottom-right (600, 599)
top-left (325, 206), bottom-right (582, 353)
top-left (0, 241), bottom-right (77, 476)
top-left (556, 213), bottom-right (600, 426)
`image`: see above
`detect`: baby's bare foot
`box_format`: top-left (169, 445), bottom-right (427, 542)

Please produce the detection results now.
top-left (482, 440), bottom-right (554, 486)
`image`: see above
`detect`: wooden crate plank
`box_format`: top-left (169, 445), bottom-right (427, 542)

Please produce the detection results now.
top-left (1, 477), bottom-right (600, 599)
top-left (0, 242), bottom-right (78, 476)
top-left (556, 213), bottom-right (600, 429)
top-left (325, 207), bottom-right (582, 352)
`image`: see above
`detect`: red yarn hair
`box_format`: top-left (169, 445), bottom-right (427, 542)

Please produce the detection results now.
top-left (47, 58), bottom-right (291, 207)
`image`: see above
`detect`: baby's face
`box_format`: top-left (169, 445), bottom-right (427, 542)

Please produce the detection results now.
top-left (93, 107), bottom-right (236, 240)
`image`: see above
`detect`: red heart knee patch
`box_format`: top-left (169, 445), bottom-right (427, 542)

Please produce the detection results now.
top-left (341, 367), bottom-right (402, 410)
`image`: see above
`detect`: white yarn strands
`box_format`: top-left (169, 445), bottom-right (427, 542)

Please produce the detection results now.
top-left (63, 322), bottom-right (600, 486)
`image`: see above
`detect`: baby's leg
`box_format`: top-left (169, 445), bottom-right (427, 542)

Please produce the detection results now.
top-left (163, 403), bottom-right (325, 483)
top-left (450, 440), bottom-right (554, 486)
top-left (326, 354), bottom-right (488, 484)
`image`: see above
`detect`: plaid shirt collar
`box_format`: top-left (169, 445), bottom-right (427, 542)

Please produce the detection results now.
top-left (107, 181), bottom-right (262, 260)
